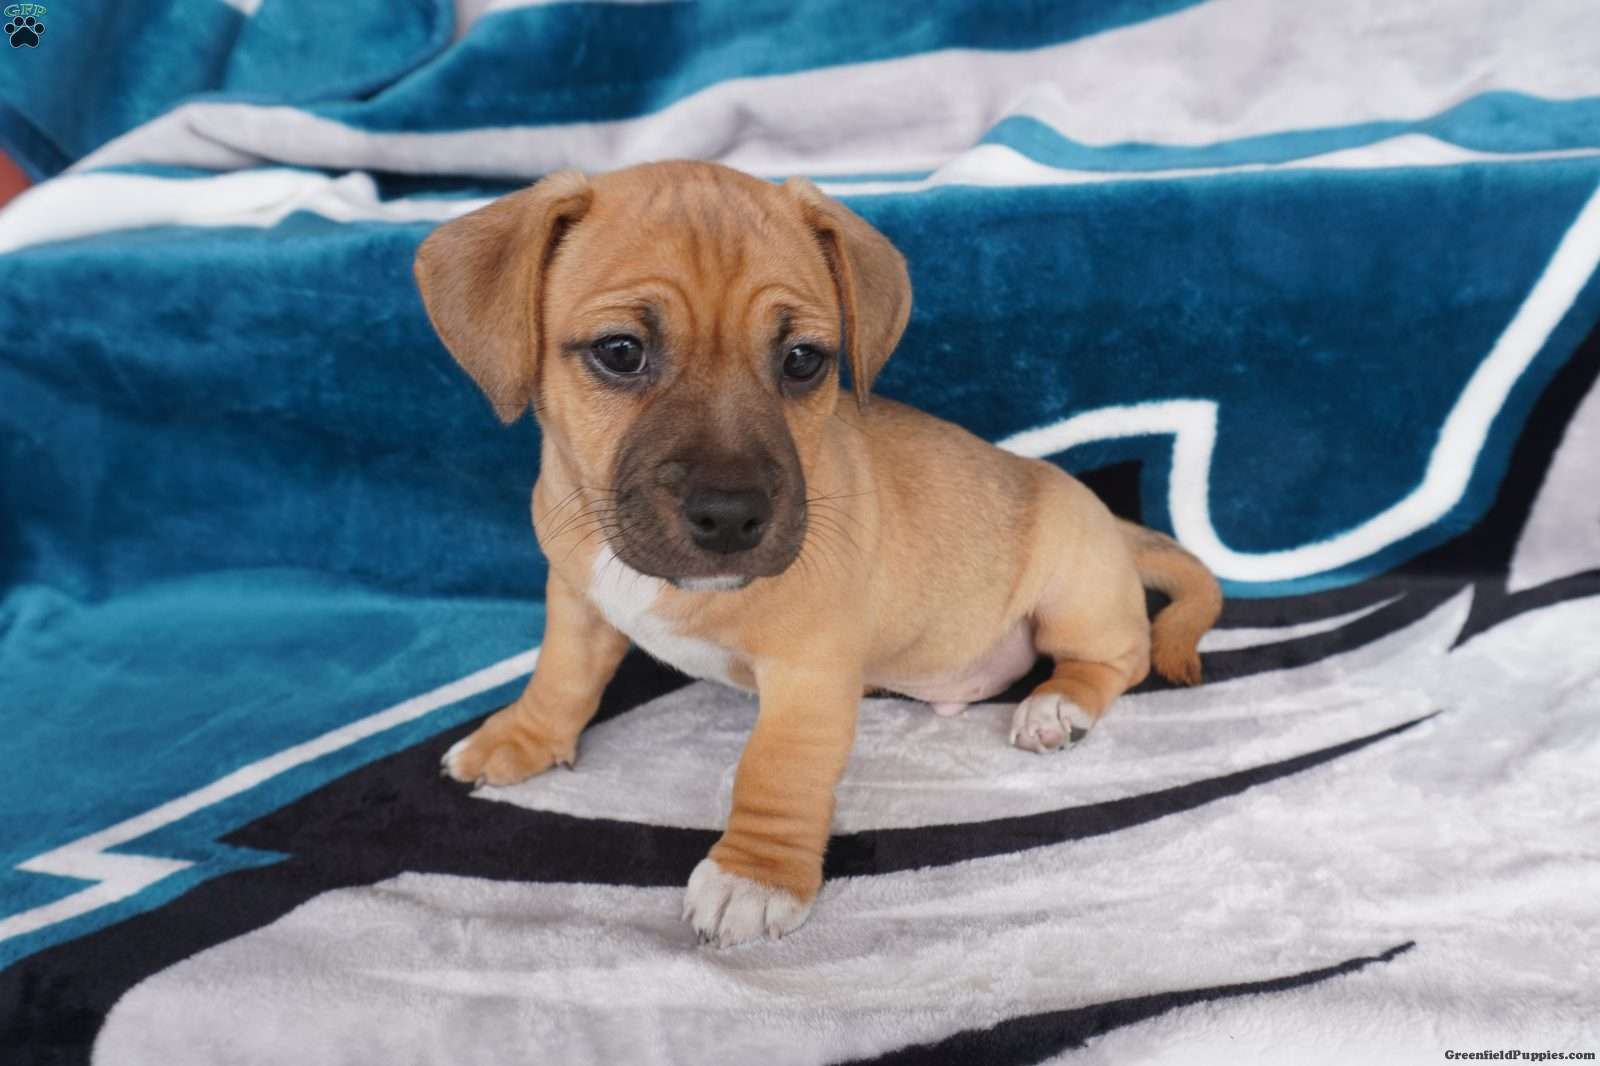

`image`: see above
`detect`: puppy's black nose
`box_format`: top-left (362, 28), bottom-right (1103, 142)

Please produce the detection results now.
top-left (683, 487), bottom-right (772, 554)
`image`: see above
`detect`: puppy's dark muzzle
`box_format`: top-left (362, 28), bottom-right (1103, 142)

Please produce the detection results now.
top-left (683, 486), bottom-right (772, 554)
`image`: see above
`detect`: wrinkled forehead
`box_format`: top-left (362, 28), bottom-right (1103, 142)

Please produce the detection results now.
top-left (546, 175), bottom-right (839, 336)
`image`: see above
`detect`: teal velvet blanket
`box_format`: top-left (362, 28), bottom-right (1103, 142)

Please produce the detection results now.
top-left (2, 2), bottom-right (1598, 1062)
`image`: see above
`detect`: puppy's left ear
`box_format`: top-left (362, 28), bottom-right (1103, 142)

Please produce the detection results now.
top-left (785, 177), bottom-right (912, 408)
top-left (414, 170), bottom-right (592, 423)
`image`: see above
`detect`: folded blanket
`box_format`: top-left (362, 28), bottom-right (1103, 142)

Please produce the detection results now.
top-left (1, 2), bottom-right (1597, 1063)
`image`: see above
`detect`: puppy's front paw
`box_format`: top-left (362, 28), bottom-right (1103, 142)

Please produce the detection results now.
top-left (1009, 691), bottom-right (1097, 753)
top-left (682, 858), bottom-right (812, 948)
top-left (440, 707), bottom-right (575, 787)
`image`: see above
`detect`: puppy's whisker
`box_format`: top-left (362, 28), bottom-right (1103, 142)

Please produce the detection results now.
top-left (545, 504), bottom-right (619, 542)
top-left (804, 489), bottom-right (876, 503)
top-left (807, 500), bottom-right (869, 533)
top-left (547, 499), bottom-right (608, 528)
top-left (804, 513), bottom-right (859, 566)
top-left (553, 507), bottom-right (619, 536)
top-left (536, 484), bottom-right (618, 538)
top-left (794, 535), bottom-right (821, 590)
top-left (595, 527), bottom-right (635, 587)
top-left (534, 486), bottom-right (587, 529)
top-left (798, 522), bottom-right (845, 578)
top-left (805, 534), bottom-right (840, 584)
top-left (548, 517), bottom-right (613, 547)
top-left (807, 510), bottom-right (861, 550)
top-left (812, 502), bottom-right (864, 537)
top-left (560, 519), bottom-right (627, 566)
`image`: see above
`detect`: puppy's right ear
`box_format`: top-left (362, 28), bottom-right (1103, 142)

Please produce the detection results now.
top-left (413, 170), bottom-right (592, 423)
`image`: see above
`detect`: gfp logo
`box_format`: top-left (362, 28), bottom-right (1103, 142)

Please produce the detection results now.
top-left (4, 3), bottom-right (46, 48)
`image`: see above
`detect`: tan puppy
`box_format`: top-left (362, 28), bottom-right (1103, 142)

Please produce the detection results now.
top-left (414, 161), bottom-right (1222, 947)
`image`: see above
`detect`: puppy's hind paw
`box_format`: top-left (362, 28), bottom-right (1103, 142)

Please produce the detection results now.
top-left (1009, 692), bottom-right (1096, 753)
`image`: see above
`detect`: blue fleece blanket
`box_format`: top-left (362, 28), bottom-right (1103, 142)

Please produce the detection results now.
top-left (2, 2), bottom-right (1599, 1063)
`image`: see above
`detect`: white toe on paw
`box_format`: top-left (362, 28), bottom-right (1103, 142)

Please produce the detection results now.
top-left (1009, 693), bottom-right (1096, 753)
top-left (440, 737), bottom-right (472, 780)
top-left (682, 858), bottom-right (812, 948)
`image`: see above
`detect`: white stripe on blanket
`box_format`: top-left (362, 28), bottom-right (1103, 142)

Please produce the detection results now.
top-left (998, 183), bottom-right (1600, 583)
top-left (69, 0), bottom-right (1600, 179)
top-left (0, 649), bottom-right (539, 948)
top-left (8, 138), bottom-right (1598, 257)
top-left (454, 0), bottom-right (678, 42)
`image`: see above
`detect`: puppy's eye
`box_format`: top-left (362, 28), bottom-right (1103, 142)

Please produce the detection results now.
top-left (589, 335), bottom-right (646, 376)
top-left (782, 344), bottom-right (826, 383)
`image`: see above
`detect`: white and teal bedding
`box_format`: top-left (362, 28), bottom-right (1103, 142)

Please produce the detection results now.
top-left (1, 2), bottom-right (1598, 1062)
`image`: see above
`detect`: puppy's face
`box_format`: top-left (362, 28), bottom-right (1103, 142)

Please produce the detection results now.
top-left (538, 168), bottom-right (842, 586)
top-left (414, 161), bottom-right (911, 589)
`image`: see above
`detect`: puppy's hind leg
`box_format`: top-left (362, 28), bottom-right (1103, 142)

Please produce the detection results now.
top-left (1009, 568), bottom-right (1150, 754)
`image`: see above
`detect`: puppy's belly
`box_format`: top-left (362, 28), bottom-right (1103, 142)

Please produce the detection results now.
top-left (875, 620), bottom-right (1038, 711)
top-left (587, 546), bottom-right (745, 688)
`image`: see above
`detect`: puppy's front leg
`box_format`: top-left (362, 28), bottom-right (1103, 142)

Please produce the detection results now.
top-left (442, 568), bottom-right (629, 786)
top-left (684, 660), bottom-right (862, 947)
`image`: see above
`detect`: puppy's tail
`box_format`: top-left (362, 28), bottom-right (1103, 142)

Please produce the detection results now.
top-left (1119, 521), bottom-right (1223, 686)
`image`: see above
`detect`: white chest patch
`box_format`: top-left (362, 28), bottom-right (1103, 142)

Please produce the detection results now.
top-left (588, 547), bottom-right (740, 688)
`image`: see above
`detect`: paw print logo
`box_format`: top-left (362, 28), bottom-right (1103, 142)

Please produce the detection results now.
top-left (4, 13), bottom-right (44, 47)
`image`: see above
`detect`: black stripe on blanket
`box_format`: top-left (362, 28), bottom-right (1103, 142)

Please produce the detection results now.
top-left (824, 712), bottom-right (1437, 875)
top-left (850, 941), bottom-right (1417, 1066)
